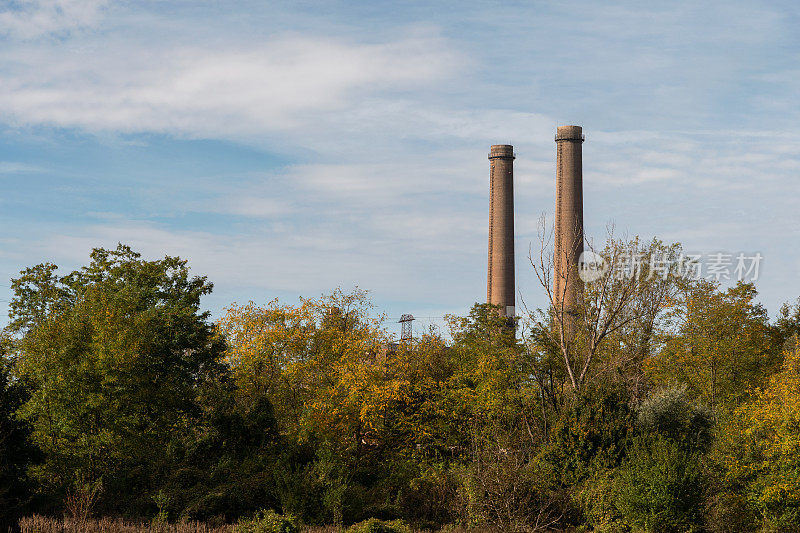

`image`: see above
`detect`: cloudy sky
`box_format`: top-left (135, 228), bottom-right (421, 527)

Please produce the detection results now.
top-left (0, 0), bottom-right (798, 335)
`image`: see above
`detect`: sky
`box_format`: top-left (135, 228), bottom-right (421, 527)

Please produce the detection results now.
top-left (0, 0), bottom-right (798, 337)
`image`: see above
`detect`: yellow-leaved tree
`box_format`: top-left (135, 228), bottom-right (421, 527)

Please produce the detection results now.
top-left (713, 341), bottom-right (800, 530)
top-left (219, 288), bottom-right (392, 452)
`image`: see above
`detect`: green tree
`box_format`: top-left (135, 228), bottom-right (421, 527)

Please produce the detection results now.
top-left (614, 436), bottom-right (705, 533)
top-left (647, 281), bottom-right (781, 418)
top-left (160, 374), bottom-right (282, 521)
top-left (7, 244), bottom-right (225, 515)
top-left (542, 385), bottom-right (634, 487)
top-left (446, 304), bottom-right (528, 441)
top-left (0, 337), bottom-right (39, 528)
top-left (610, 387), bottom-right (712, 532)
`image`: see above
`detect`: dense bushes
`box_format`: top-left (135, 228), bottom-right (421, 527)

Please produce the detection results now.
top-left (346, 518), bottom-right (411, 533)
top-left (636, 386), bottom-right (713, 451)
top-left (544, 386), bottom-right (635, 487)
top-left (457, 449), bottom-right (564, 531)
top-left (397, 464), bottom-right (457, 527)
top-left (237, 510), bottom-right (299, 533)
top-left (607, 387), bottom-right (712, 532)
top-left (614, 437), bottom-right (705, 532)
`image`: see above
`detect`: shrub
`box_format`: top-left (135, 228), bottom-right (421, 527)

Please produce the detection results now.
top-left (346, 518), bottom-right (411, 533)
top-left (398, 464), bottom-right (457, 527)
top-left (637, 386), bottom-right (712, 451)
top-left (614, 437), bottom-right (704, 533)
top-left (545, 386), bottom-right (635, 486)
top-left (456, 452), bottom-right (567, 532)
top-left (573, 470), bottom-right (628, 532)
top-left (705, 492), bottom-right (758, 533)
top-left (237, 510), bottom-right (299, 533)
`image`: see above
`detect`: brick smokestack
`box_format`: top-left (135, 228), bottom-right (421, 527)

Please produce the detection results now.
top-left (487, 144), bottom-right (515, 317)
top-left (554, 125), bottom-right (584, 321)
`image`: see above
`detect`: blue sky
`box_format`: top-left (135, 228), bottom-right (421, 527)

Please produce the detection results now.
top-left (0, 0), bottom-right (798, 336)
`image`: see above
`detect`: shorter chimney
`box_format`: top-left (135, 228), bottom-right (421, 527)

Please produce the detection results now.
top-left (487, 144), bottom-right (515, 317)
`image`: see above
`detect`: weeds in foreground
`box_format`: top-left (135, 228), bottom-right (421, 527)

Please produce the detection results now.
top-left (19, 515), bottom-right (236, 533)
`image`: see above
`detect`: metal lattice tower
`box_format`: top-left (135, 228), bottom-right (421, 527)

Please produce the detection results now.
top-left (399, 314), bottom-right (414, 341)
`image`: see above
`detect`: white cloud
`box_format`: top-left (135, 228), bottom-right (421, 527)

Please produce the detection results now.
top-left (0, 161), bottom-right (43, 174)
top-left (0, 31), bottom-right (462, 140)
top-left (213, 195), bottom-right (293, 219)
top-left (36, 218), bottom-right (477, 308)
top-left (0, 0), bottom-right (108, 39)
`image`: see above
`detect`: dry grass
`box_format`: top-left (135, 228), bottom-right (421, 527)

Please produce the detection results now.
top-left (17, 517), bottom-right (346, 533)
top-left (302, 527), bottom-right (343, 533)
top-left (18, 517), bottom-right (515, 533)
top-left (18, 515), bottom-right (235, 533)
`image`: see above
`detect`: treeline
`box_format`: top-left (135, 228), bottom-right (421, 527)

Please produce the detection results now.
top-left (1, 243), bottom-right (799, 532)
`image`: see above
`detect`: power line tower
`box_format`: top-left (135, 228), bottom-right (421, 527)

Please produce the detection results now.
top-left (399, 314), bottom-right (415, 342)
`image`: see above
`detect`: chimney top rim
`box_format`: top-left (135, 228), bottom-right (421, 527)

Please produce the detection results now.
top-left (488, 144), bottom-right (515, 159)
top-left (555, 125), bottom-right (585, 142)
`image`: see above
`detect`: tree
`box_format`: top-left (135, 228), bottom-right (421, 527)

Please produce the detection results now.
top-left (220, 288), bottom-right (390, 452)
top-left (776, 297), bottom-right (800, 347)
top-left (446, 304), bottom-right (527, 437)
top-left (647, 281), bottom-right (781, 418)
top-left (542, 385), bottom-right (634, 488)
top-left (222, 289), bottom-right (457, 524)
top-left (714, 342), bottom-right (800, 530)
top-left (528, 224), bottom-right (684, 396)
top-left (0, 337), bottom-right (39, 528)
top-left (161, 375), bottom-right (282, 521)
top-left (7, 244), bottom-right (225, 514)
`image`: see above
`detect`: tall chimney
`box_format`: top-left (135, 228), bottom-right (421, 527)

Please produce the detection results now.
top-left (554, 125), bottom-right (584, 321)
top-left (487, 144), bottom-right (515, 317)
